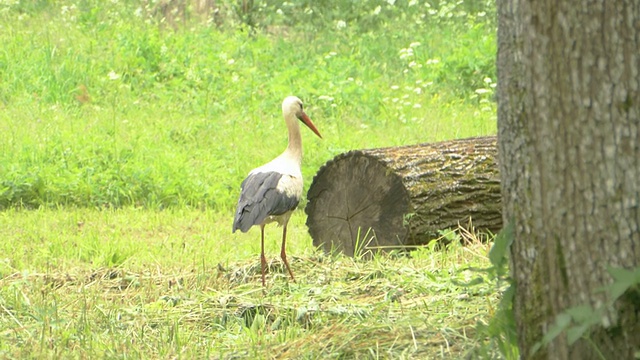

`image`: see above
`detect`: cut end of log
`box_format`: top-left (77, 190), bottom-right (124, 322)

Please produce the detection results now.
top-left (305, 136), bottom-right (502, 257)
top-left (305, 151), bottom-right (411, 257)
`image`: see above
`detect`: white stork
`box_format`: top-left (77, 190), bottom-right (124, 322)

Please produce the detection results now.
top-left (232, 96), bottom-right (322, 286)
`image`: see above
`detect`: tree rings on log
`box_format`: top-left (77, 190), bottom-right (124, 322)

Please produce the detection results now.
top-left (305, 136), bottom-right (502, 257)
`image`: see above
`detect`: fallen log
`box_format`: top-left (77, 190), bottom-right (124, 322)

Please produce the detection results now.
top-left (305, 136), bottom-right (501, 256)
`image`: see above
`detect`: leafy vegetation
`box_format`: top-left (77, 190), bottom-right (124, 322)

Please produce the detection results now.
top-left (0, 0), bottom-right (508, 358)
top-left (531, 266), bottom-right (640, 357)
top-left (0, 0), bottom-right (496, 209)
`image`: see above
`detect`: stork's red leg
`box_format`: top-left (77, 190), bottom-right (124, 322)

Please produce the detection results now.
top-left (280, 225), bottom-right (296, 282)
top-left (260, 225), bottom-right (267, 287)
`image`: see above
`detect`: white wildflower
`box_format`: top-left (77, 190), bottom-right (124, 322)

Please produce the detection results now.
top-left (399, 48), bottom-right (414, 59)
top-left (426, 58), bottom-right (440, 65)
top-left (108, 71), bottom-right (120, 80)
top-left (336, 20), bottom-right (346, 29)
top-left (324, 51), bottom-right (337, 59)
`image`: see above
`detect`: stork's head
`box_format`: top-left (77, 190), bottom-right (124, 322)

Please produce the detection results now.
top-left (282, 96), bottom-right (322, 139)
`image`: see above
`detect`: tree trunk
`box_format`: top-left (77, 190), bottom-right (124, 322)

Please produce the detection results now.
top-left (305, 136), bottom-right (502, 257)
top-left (497, 0), bottom-right (640, 358)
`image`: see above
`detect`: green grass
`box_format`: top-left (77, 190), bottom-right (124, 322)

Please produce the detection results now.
top-left (0, 0), bottom-right (496, 209)
top-left (0, 208), bottom-right (505, 358)
top-left (0, 0), bottom-right (512, 358)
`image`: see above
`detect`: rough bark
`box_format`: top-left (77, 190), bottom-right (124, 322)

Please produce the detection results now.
top-left (497, 0), bottom-right (640, 358)
top-left (305, 136), bottom-right (502, 257)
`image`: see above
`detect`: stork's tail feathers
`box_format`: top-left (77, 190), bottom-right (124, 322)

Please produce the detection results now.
top-left (232, 210), bottom-right (253, 233)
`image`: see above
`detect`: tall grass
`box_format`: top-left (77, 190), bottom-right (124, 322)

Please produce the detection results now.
top-left (0, 0), bottom-right (496, 209)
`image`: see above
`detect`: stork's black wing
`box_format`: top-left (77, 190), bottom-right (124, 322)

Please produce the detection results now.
top-left (232, 171), bottom-right (300, 233)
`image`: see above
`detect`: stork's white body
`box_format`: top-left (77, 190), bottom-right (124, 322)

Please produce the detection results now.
top-left (248, 151), bottom-right (304, 226)
top-left (232, 96), bottom-right (322, 286)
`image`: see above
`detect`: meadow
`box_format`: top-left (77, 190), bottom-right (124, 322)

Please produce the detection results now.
top-left (0, 0), bottom-right (511, 358)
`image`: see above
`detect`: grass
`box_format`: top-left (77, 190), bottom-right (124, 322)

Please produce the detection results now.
top-left (0, 208), bottom-right (502, 358)
top-left (0, 0), bottom-right (512, 358)
top-left (0, 0), bottom-right (496, 209)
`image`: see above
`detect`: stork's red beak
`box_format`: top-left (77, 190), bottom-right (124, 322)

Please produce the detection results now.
top-left (299, 112), bottom-right (322, 139)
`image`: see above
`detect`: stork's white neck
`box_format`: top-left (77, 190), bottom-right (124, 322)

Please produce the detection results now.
top-left (284, 110), bottom-right (302, 166)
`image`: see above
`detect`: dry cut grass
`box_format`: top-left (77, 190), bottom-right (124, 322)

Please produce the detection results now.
top-left (0, 210), bottom-right (499, 359)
